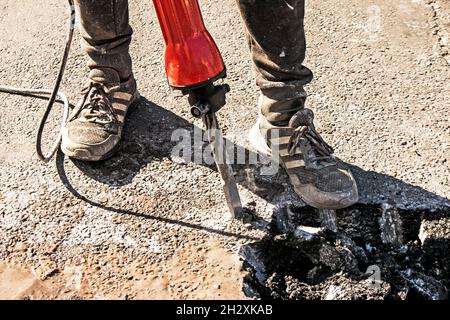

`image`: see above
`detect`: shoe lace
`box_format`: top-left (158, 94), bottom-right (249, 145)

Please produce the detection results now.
top-left (287, 109), bottom-right (334, 159)
top-left (70, 82), bottom-right (120, 125)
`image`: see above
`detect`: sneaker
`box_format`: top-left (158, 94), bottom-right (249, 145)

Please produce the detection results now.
top-left (249, 108), bottom-right (359, 209)
top-left (61, 68), bottom-right (140, 161)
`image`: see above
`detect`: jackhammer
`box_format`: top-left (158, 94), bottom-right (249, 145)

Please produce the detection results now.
top-left (153, 0), bottom-right (242, 217)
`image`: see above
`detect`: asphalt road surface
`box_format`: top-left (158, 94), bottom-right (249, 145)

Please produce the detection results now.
top-left (0, 0), bottom-right (449, 299)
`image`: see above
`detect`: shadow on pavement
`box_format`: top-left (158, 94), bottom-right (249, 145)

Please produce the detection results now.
top-left (57, 96), bottom-right (449, 239)
top-left (56, 147), bottom-right (259, 241)
top-left (70, 96), bottom-right (284, 202)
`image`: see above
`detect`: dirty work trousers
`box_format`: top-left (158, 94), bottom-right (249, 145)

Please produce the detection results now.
top-left (75, 0), bottom-right (313, 125)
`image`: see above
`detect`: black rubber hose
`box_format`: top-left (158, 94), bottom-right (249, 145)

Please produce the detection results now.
top-left (0, 0), bottom-right (75, 162)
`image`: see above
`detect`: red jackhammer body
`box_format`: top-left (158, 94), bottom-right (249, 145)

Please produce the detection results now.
top-left (152, 0), bottom-right (242, 217)
top-left (152, 0), bottom-right (226, 89)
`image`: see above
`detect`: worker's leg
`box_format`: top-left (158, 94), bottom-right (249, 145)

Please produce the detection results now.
top-left (61, 0), bottom-right (139, 161)
top-left (239, 0), bottom-right (358, 209)
top-left (237, 0), bottom-right (313, 125)
top-left (75, 0), bottom-right (133, 80)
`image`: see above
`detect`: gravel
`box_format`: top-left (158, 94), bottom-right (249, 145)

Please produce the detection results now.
top-left (0, 0), bottom-right (448, 299)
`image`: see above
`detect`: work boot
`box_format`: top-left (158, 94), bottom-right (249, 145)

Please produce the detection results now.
top-left (61, 68), bottom-right (140, 161)
top-left (250, 107), bottom-right (359, 209)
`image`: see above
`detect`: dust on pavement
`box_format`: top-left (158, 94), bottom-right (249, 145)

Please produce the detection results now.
top-left (0, 0), bottom-right (449, 299)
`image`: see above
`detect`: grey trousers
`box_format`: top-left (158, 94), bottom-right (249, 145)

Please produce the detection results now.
top-left (75, 0), bottom-right (313, 124)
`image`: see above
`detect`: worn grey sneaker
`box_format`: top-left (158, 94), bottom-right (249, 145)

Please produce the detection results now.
top-left (249, 108), bottom-right (359, 209)
top-left (61, 68), bottom-right (140, 161)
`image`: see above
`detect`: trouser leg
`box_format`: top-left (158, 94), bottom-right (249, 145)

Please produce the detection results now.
top-left (237, 0), bottom-right (313, 125)
top-left (75, 0), bottom-right (133, 81)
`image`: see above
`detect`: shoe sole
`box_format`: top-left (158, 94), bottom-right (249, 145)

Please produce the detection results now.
top-left (248, 119), bottom-right (273, 158)
top-left (61, 91), bottom-right (141, 162)
top-left (249, 119), bottom-right (358, 210)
